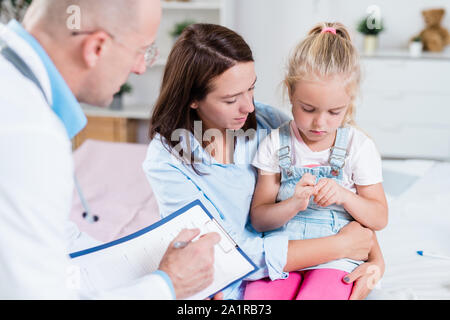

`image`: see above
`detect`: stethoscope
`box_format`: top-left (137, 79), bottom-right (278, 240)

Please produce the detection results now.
top-left (74, 175), bottom-right (99, 223)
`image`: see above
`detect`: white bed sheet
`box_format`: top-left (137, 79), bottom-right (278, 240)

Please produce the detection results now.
top-left (367, 159), bottom-right (450, 300)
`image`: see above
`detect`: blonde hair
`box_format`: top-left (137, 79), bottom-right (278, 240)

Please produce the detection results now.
top-left (285, 22), bottom-right (361, 127)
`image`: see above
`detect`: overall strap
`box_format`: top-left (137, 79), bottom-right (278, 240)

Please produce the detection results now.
top-left (0, 39), bottom-right (50, 105)
top-left (277, 121), bottom-right (293, 176)
top-left (329, 126), bottom-right (350, 176)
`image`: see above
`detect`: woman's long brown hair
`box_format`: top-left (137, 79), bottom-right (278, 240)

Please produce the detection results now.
top-left (149, 23), bottom-right (257, 174)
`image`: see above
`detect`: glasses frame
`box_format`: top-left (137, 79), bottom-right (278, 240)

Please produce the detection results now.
top-left (71, 30), bottom-right (159, 67)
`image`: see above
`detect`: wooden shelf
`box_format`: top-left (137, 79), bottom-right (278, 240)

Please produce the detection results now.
top-left (73, 116), bottom-right (139, 149)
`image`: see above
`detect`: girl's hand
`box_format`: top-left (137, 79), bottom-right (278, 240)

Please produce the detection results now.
top-left (313, 178), bottom-right (349, 207)
top-left (292, 173), bottom-right (316, 211)
top-left (343, 258), bottom-right (385, 300)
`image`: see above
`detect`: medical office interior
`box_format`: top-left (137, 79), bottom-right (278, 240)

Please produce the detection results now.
top-left (1, 0), bottom-right (450, 299)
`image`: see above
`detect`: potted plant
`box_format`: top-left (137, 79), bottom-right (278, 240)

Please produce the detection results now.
top-left (170, 19), bottom-right (195, 42)
top-left (357, 14), bottom-right (384, 55)
top-left (409, 35), bottom-right (423, 57)
top-left (110, 83), bottom-right (132, 110)
top-left (0, 0), bottom-right (33, 23)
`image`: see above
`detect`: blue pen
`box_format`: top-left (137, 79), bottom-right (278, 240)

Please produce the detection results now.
top-left (417, 250), bottom-right (450, 260)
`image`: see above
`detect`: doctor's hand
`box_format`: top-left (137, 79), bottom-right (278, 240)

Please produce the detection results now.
top-left (158, 228), bottom-right (221, 300)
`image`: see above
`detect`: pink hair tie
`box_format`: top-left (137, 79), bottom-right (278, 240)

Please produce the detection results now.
top-left (321, 27), bottom-right (336, 35)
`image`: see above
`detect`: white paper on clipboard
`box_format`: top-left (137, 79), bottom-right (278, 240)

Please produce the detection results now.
top-left (69, 200), bottom-right (257, 300)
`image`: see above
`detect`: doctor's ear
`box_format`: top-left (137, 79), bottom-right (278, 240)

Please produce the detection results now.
top-left (190, 102), bottom-right (199, 109)
top-left (80, 31), bottom-right (110, 68)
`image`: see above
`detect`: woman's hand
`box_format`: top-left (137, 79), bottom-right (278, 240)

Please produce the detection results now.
top-left (344, 232), bottom-right (385, 300)
top-left (292, 173), bottom-right (316, 211)
top-left (343, 257), bottom-right (385, 300)
top-left (313, 178), bottom-right (349, 207)
top-left (336, 221), bottom-right (373, 261)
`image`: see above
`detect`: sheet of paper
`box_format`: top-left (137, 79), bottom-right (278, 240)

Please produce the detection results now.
top-left (70, 203), bottom-right (256, 299)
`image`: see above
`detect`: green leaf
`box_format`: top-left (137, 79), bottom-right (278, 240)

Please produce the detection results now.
top-left (170, 19), bottom-right (196, 38)
top-left (356, 15), bottom-right (384, 35)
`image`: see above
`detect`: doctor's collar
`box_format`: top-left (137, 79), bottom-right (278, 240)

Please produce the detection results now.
top-left (6, 19), bottom-right (87, 139)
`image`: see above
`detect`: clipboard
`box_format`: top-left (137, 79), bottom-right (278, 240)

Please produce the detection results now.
top-left (69, 200), bottom-right (258, 300)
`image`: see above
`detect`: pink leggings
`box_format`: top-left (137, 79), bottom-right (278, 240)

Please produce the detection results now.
top-left (244, 269), bottom-right (352, 300)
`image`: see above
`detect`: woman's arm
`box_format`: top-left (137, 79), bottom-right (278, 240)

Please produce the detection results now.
top-left (250, 170), bottom-right (315, 232)
top-left (284, 221), bottom-right (374, 272)
top-left (342, 183), bottom-right (388, 231)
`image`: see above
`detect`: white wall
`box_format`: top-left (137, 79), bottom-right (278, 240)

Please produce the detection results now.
top-left (227, 0), bottom-right (450, 111)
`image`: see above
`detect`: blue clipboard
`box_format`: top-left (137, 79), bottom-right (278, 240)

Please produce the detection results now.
top-left (69, 199), bottom-right (258, 298)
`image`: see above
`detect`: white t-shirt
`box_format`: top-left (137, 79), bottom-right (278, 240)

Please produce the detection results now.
top-left (252, 121), bottom-right (383, 193)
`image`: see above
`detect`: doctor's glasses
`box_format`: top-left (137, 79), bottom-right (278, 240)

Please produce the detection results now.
top-left (71, 30), bottom-right (159, 68)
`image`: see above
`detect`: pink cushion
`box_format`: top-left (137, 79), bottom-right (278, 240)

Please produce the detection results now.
top-left (70, 140), bottom-right (160, 242)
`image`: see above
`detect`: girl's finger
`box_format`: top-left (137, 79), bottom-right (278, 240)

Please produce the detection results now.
top-left (315, 183), bottom-right (332, 204)
top-left (313, 178), bottom-right (327, 193)
top-left (299, 187), bottom-right (315, 202)
top-left (299, 173), bottom-right (316, 187)
top-left (320, 190), bottom-right (336, 207)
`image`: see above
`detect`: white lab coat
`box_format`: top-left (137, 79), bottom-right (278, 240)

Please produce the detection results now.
top-left (0, 24), bottom-right (174, 299)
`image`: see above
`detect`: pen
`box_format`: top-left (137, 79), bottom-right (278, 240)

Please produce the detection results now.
top-left (416, 250), bottom-right (450, 260)
top-left (173, 241), bottom-right (190, 249)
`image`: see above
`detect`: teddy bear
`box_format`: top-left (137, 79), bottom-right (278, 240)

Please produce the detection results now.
top-left (419, 8), bottom-right (450, 52)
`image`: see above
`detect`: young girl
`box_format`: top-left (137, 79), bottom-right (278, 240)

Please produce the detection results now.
top-left (244, 22), bottom-right (388, 300)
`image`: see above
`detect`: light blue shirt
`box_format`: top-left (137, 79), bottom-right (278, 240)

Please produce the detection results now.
top-left (143, 101), bottom-right (292, 299)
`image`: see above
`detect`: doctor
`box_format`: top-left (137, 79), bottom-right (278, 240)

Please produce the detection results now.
top-left (0, 0), bottom-right (219, 299)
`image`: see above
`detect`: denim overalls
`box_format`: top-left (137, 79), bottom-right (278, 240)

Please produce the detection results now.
top-left (266, 121), bottom-right (362, 273)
